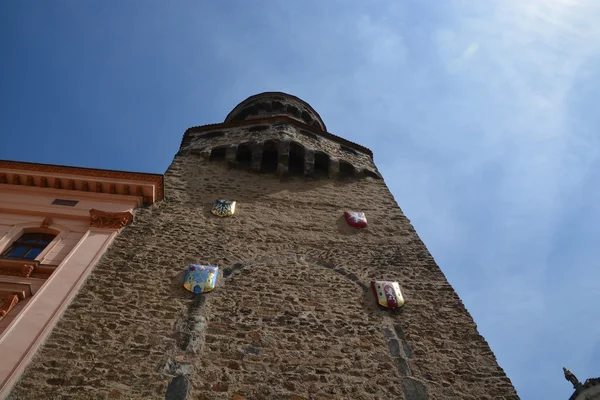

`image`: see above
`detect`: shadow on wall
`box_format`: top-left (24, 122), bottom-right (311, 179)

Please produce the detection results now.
top-left (161, 135), bottom-right (389, 214)
top-left (165, 171), bottom-right (385, 212)
top-left (206, 139), bottom-right (374, 180)
top-left (166, 141), bottom-right (385, 203)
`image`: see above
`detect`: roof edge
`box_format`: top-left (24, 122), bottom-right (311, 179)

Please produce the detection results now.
top-left (224, 91), bottom-right (327, 132)
top-left (0, 160), bottom-right (164, 202)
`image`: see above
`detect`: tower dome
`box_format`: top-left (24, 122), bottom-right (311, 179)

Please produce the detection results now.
top-left (224, 92), bottom-right (327, 131)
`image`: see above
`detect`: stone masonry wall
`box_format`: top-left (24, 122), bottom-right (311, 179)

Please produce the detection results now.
top-left (180, 123), bottom-right (379, 177)
top-left (8, 151), bottom-right (518, 399)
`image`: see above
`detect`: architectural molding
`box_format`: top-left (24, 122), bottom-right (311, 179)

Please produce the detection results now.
top-left (0, 183), bottom-right (144, 205)
top-left (0, 261), bottom-right (36, 278)
top-left (0, 207), bottom-right (91, 224)
top-left (0, 160), bottom-right (164, 204)
top-left (0, 222), bottom-right (70, 268)
top-left (89, 209), bottom-right (133, 230)
top-left (40, 217), bottom-right (53, 229)
top-left (0, 295), bottom-right (19, 319)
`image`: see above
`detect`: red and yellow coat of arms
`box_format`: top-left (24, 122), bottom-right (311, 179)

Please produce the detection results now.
top-left (371, 280), bottom-right (404, 309)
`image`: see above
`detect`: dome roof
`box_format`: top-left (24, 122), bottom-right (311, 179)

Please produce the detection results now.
top-left (224, 92), bottom-right (326, 131)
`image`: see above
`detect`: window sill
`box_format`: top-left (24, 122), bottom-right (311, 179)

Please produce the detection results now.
top-left (0, 258), bottom-right (40, 278)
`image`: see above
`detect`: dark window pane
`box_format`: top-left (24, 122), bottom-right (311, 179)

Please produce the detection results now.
top-left (41, 234), bottom-right (56, 243)
top-left (17, 233), bottom-right (55, 245)
top-left (24, 247), bottom-right (43, 259)
top-left (7, 246), bottom-right (28, 257)
top-left (20, 234), bottom-right (40, 243)
top-left (2, 232), bottom-right (56, 259)
top-left (51, 199), bottom-right (78, 206)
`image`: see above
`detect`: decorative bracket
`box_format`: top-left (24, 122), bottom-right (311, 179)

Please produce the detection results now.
top-left (41, 217), bottom-right (53, 229)
top-left (0, 294), bottom-right (19, 320)
top-left (89, 209), bottom-right (134, 229)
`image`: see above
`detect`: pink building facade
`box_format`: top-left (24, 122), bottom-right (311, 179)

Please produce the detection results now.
top-left (0, 160), bottom-right (163, 398)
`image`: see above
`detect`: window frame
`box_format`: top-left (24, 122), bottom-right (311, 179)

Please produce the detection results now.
top-left (1, 233), bottom-right (57, 260)
top-left (0, 223), bottom-right (68, 265)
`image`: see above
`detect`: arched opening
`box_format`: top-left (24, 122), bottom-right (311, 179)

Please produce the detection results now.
top-left (288, 142), bottom-right (305, 175)
top-left (209, 147), bottom-right (226, 162)
top-left (234, 105), bottom-right (259, 121)
top-left (286, 104), bottom-right (300, 118)
top-left (339, 161), bottom-right (356, 179)
top-left (260, 141), bottom-right (279, 173)
top-left (314, 152), bottom-right (330, 177)
top-left (301, 110), bottom-right (313, 125)
top-left (363, 169), bottom-right (381, 180)
top-left (235, 143), bottom-right (252, 169)
top-left (272, 101), bottom-right (285, 112)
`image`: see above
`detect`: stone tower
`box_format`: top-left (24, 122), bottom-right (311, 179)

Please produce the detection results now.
top-left (8, 92), bottom-right (519, 399)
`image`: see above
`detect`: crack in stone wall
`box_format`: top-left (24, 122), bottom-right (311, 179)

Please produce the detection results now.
top-left (164, 295), bottom-right (207, 400)
top-left (222, 254), bottom-right (368, 292)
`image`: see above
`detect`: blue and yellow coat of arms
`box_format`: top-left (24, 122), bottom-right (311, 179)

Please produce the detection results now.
top-left (211, 200), bottom-right (236, 217)
top-left (183, 264), bottom-right (219, 294)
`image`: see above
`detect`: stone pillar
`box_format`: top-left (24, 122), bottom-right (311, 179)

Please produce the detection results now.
top-left (304, 149), bottom-right (315, 177)
top-left (277, 141), bottom-right (290, 179)
top-left (226, 145), bottom-right (237, 168)
top-left (328, 159), bottom-right (340, 180)
top-left (251, 143), bottom-right (263, 173)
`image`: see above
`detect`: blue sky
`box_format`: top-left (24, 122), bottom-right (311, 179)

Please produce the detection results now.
top-left (1, 1), bottom-right (599, 398)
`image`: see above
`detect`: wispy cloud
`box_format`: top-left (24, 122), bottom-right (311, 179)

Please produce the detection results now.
top-left (2, 1), bottom-right (599, 398)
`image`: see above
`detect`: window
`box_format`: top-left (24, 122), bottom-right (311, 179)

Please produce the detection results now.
top-left (52, 199), bottom-right (79, 206)
top-left (235, 144), bottom-right (252, 168)
top-left (1, 233), bottom-right (56, 260)
top-left (209, 147), bottom-right (227, 162)
top-left (339, 161), bottom-right (356, 179)
top-left (260, 141), bottom-right (279, 173)
top-left (314, 152), bottom-right (330, 176)
top-left (288, 142), bottom-right (305, 175)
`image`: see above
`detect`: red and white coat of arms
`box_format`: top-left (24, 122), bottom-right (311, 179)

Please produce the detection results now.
top-left (344, 211), bottom-right (368, 228)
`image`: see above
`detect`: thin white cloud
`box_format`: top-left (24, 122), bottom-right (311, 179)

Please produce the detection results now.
top-left (313, 1), bottom-right (600, 397)
top-left (7, 1), bottom-right (596, 398)
top-left (434, 29), bottom-right (479, 73)
top-left (356, 15), bottom-right (407, 68)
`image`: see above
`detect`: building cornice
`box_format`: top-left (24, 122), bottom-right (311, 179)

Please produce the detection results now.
top-left (0, 160), bottom-right (164, 204)
top-left (0, 183), bottom-right (143, 205)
